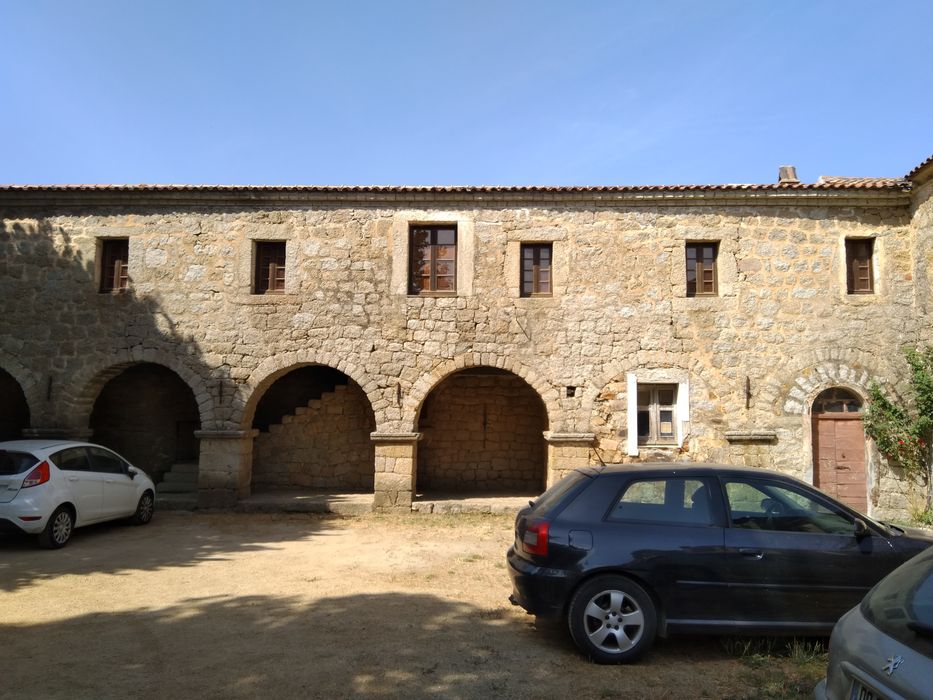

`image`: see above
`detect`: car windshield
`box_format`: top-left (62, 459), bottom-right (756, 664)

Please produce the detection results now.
top-left (531, 471), bottom-right (590, 517)
top-left (862, 547), bottom-right (933, 660)
top-left (0, 450), bottom-right (38, 475)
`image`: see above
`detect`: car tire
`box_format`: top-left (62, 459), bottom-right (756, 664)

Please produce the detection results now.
top-left (567, 575), bottom-right (657, 664)
top-left (38, 506), bottom-right (75, 549)
top-left (130, 491), bottom-right (155, 525)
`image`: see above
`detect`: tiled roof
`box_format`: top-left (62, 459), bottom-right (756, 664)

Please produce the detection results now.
top-left (907, 154), bottom-right (933, 181)
top-left (0, 180), bottom-right (912, 193)
top-left (816, 176), bottom-right (906, 187)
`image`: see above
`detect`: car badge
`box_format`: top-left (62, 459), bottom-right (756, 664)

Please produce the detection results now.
top-left (882, 655), bottom-right (904, 676)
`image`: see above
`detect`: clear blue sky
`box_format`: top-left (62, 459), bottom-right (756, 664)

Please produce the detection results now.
top-left (2, 1), bottom-right (931, 186)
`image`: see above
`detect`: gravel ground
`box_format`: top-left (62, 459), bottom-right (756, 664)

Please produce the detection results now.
top-left (0, 512), bottom-right (824, 699)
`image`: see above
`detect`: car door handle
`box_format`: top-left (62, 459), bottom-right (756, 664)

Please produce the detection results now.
top-left (68, 476), bottom-right (79, 482)
top-left (738, 548), bottom-right (764, 560)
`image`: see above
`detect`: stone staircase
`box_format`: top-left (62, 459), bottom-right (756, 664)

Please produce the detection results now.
top-left (155, 461), bottom-right (199, 510)
top-left (265, 384), bottom-right (347, 434)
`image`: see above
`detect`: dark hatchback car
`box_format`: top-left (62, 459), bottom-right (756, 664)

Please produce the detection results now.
top-left (507, 464), bottom-right (933, 664)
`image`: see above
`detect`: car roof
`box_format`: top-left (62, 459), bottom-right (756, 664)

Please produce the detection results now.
top-left (0, 439), bottom-right (91, 452)
top-left (583, 463), bottom-right (809, 482)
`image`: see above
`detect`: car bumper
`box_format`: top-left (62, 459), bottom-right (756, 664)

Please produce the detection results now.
top-left (0, 495), bottom-right (50, 534)
top-left (506, 546), bottom-right (576, 618)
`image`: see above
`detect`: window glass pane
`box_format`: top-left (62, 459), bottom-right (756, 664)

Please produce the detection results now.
top-left (435, 229), bottom-right (456, 246)
top-left (0, 451), bottom-right (38, 475)
top-left (612, 478), bottom-right (714, 525)
top-left (621, 480), bottom-right (666, 505)
top-left (88, 447), bottom-right (125, 474)
top-left (659, 410), bottom-right (674, 436)
top-left (657, 389), bottom-right (675, 405)
top-left (434, 276), bottom-right (455, 291)
top-left (52, 447), bottom-right (90, 472)
top-left (726, 480), bottom-right (853, 534)
top-left (434, 245), bottom-right (454, 260)
top-left (637, 409), bottom-right (649, 438)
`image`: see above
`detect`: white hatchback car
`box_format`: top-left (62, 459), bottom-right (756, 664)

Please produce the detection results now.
top-left (0, 440), bottom-right (156, 548)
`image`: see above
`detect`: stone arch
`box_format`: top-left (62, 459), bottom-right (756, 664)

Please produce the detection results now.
top-left (762, 349), bottom-right (890, 417)
top-left (415, 365), bottom-right (550, 494)
top-left (0, 352), bottom-right (40, 431)
top-left (403, 353), bottom-right (562, 433)
top-left (89, 362), bottom-right (203, 484)
top-left (64, 348), bottom-right (215, 430)
top-left (244, 356), bottom-right (378, 492)
top-left (582, 353), bottom-right (721, 428)
top-left (237, 351), bottom-right (381, 431)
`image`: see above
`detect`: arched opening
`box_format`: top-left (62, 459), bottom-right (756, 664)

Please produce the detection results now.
top-left (90, 363), bottom-right (201, 488)
top-left (416, 367), bottom-right (548, 495)
top-left (251, 365), bottom-right (376, 491)
top-left (0, 368), bottom-right (30, 440)
top-left (811, 387), bottom-right (867, 512)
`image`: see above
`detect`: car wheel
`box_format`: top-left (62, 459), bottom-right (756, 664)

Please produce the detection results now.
top-left (130, 491), bottom-right (155, 525)
top-left (567, 575), bottom-right (657, 664)
top-left (38, 506), bottom-right (74, 549)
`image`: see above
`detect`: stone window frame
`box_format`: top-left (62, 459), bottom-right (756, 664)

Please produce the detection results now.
top-left (505, 227), bottom-right (567, 300)
top-left (408, 225), bottom-right (457, 295)
top-left (844, 237), bottom-right (875, 295)
top-left (97, 237), bottom-right (130, 293)
top-left (626, 370), bottom-right (690, 456)
top-left (253, 240), bottom-right (287, 295)
top-left (685, 241), bottom-right (719, 297)
top-left (236, 231), bottom-right (298, 301)
top-left (520, 242), bottom-right (553, 297)
top-left (390, 212), bottom-right (474, 298)
top-left (678, 237), bottom-right (735, 300)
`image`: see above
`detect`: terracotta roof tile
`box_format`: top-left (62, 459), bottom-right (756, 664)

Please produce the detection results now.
top-left (907, 154), bottom-right (933, 181)
top-left (0, 180), bottom-right (913, 193)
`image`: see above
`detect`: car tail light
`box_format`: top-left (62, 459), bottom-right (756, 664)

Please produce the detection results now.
top-left (522, 520), bottom-right (550, 557)
top-left (22, 461), bottom-right (50, 488)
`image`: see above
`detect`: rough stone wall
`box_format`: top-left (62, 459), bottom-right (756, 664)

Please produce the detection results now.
top-left (417, 373), bottom-right (547, 492)
top-left (252, 383), bottom-right (375, 490)
top-left (0, 188), bottom-right (928, 515)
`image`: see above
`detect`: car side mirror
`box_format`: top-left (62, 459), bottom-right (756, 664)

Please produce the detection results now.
top-left (126, 467), bottom-right (137, 480)
top-left (853, 518), bottom-right (869, 539)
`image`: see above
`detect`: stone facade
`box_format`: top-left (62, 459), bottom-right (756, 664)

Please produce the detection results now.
top-left (1, 158), bottom-right (932, 517)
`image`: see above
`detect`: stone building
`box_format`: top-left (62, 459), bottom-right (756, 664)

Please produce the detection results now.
top-left (2, 155), bottom-right (932, 518)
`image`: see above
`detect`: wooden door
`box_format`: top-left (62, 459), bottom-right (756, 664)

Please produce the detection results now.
top-left (812, 413), bottom-right (867, 512)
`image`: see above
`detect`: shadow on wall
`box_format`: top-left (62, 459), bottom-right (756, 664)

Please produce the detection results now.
top-left (0, 216), bottom-right (221, 481)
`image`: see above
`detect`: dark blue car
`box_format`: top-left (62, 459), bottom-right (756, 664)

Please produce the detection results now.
top-left (507, 464), bottom-right (933, 664)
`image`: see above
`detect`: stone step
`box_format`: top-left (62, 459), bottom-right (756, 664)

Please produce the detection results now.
top-left (162, 471), bottom-right (199, 484)
top-left (169, 462), bottom-right (199, 475)
top-left (157, 480), bottom-right (199, 494)
top-left (156, 492), bottom-right (198, 511)
top-left (266, 385), bottom-right (347, 431)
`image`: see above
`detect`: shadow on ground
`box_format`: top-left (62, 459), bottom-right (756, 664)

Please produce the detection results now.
top-left (0, 512), bottom-right (342, 592)
top-left (0, 591), bottom-right (781, 700)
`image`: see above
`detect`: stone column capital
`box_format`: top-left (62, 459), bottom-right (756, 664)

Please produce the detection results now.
top-left (370, 432), bottom-right (422, 444)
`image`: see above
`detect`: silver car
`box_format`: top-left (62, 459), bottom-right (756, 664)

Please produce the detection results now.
top-left (815, 544), bottom-right (933, 699)
top-left (0, 440), bottom-right (156, 548)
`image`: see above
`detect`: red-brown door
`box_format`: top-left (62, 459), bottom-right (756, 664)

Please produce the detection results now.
top-left (812, 413), bottom-right (867, 513)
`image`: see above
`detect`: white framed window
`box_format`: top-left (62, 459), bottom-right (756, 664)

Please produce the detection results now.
top-left (626, 373), bottom-right (690, 456)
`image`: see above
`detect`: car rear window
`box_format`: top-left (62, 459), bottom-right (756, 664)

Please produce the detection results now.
top-left (0, 450), bottom-right (38, 475)
top-left (861, 547), bottom-right (933, 660)
top-left (531, 471), bottom-right (590, 516)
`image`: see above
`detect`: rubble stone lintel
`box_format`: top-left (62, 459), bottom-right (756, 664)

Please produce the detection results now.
top-left (194, 429), bottom-right (259, 440)
top-left (724, 430), bottom-right (778, 443)
top-left (544, 432), bottom-right (596, 445)
top-left (370, 432), bottom-right (422, 443)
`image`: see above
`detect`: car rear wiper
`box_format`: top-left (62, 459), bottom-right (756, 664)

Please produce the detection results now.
top-left (907, 620), bottom-right (933, 638)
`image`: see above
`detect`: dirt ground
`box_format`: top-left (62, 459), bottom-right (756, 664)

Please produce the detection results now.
top-left (0, 512), bottom-right (825, 699)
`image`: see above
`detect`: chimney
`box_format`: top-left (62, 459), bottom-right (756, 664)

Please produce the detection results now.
top-left (778, 165), bottom-right (800, 185)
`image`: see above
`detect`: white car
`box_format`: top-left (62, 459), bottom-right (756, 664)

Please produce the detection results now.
top-left (0, 440), bottom-right (156, 548)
